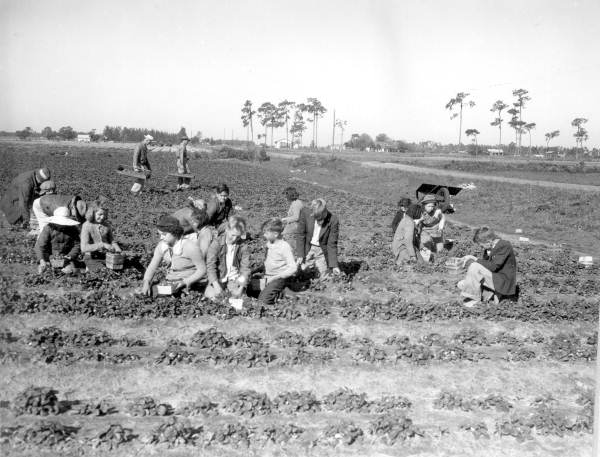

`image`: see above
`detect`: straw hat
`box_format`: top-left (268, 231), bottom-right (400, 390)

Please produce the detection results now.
top-left (143, 134), bottom-right (154, 141)
top-left (47, 207), bottom-right (80, 226)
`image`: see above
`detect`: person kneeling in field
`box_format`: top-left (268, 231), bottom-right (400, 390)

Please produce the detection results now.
top-left (204, 216), bottom-right (250, 300)
top-left (141, 215), bottom-right (206, 296)
top-left (298, 198), bottom-right (341, 277)
top-left (457, 226), bottom-right (517, 307)
top-left (35, 207), bottom-right (82, 275)
top-left (257, 218), bottom-right (298, 305)
top-left (38, 193), bottom-right (87, 232)
top-left (81, 203), bottom-right (122, 268)
top-left (391, 197), bottom-right (412, 235)
top-left (392, 203), bottom-right (423, 265)
top-left (172, 199), bottom-right (207, 235)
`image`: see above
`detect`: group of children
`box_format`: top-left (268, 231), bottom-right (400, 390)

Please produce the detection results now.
top-left (1, 163), bottom-right (516, 309)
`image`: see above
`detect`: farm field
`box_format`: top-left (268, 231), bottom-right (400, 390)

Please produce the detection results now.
top-left (0, 142), bottom-right (598, 456)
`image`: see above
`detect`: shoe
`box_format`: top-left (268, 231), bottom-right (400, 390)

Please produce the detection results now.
top-left (462, 298), bottom-right (480, 308)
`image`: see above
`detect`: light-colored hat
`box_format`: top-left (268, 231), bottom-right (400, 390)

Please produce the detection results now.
top-left (47, 207), bottom-right (80, 226)
top-left (144, 134), bottom-right (154, 141)
top-left (36, 167), bottom-right (51, 181)
top-left (420, 194), bottom-right (438, 205)
top-left (39, 180), bottom-right (56, 195)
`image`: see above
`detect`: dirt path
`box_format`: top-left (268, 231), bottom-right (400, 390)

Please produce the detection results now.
top-left (361, 161), bottom-right (600, 192)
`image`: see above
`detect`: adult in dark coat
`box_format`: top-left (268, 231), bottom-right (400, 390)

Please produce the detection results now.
top-left (297, 198), bottom-right (340, 276)
top-left (457, 226), bottom-right (517, 307)
top-left (0, 167), bottom-right (51, 227)
top-left (131, 135), bottom-right (153, 194)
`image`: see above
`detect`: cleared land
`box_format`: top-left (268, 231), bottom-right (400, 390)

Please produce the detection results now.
top-left (0, 143), bottom-right (597, 457)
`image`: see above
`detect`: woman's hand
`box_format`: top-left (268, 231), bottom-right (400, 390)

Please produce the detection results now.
top-left (173, 281), bottom-right (187, 292)
top-left (103, 242), bottom-right (113, 252)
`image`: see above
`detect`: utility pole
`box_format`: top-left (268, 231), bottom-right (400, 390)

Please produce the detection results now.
top-left (332, 109), bottom-right (336, 150)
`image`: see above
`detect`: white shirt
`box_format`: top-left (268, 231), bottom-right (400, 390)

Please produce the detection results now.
top-left (310, 219), bottom-right (322, 246)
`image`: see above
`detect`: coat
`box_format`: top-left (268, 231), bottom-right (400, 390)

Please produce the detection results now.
top-left (297, 208), bottom-right (339, 268)
top-left (477, 239), bottom-right (517, 296)
top-left (206, 235), bottom-right (251, 284)
top-left (0, 170), bottom-right (40, 224)
top-left (35, 224), bottom-right (81, 261)
top-left (133, 141), bottom-right (151, 171)
top-left (391, 215), bottom-right (420, 263)
top-left (39, 194), bottom-right (85, 223)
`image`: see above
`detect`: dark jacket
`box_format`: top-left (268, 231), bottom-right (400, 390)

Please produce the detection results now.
top-left (0, 170), bottom-right (40, 224)
top-left (206, 235), bottom-right (251, 284)
top-left (39, 194), bottom-right (85, 223)
top-left (35, 224), bottom-right (81, 261)
top-left (206, 196), bottom-right (232, 227)
top-left (391, 210), bottom-right (404, 235)
top-left (133, 142), bottom-right (151, 170)
top-left (477, 239), bottom-right (517, 296)
top-left (297, 208), bottom-right (339, 268)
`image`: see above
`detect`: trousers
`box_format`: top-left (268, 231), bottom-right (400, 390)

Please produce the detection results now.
top-left (458, 262), bottom-right (495, 301)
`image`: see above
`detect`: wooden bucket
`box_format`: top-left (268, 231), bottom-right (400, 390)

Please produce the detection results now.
top-left (105, 252), bottom-right (124, 270)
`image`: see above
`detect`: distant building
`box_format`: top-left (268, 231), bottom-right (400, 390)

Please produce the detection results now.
top-left (487, 148), bottom-right (504, 156)
top-left (274, 139), bottom-right (291, 149)
top-left (77, 134), bottom-right (90, 143)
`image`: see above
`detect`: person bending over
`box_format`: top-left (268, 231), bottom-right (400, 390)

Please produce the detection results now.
top-left (141, 215), bottom-right (206, 296)
top-left (0, 167), bottom-right (51, 228)
top-left (391, 197), bottom-right (412, 235)
top-left (204, 216), bottom-right (250, 299)
top-left (206, 183), bottom-right (233, 231)
top-left (457, 226), bottom-right (517, 307)
top-left (258, 218), bottom-right (298, 305)
top-left (392, 203), bottom-right (423, 265)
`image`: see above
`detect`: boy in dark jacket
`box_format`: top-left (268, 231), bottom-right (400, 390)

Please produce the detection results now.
top-left (35, 207), bottom-right (81, 275)
top-left (458, 226), bottom-right (517, 307)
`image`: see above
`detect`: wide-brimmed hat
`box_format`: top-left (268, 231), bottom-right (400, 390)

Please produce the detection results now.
top-left (420, 194), bottom-right (438, 205)
top-left (39, 180), bottom-right (56, 195)
top-left (36, 167), bottom-right (51, 181)
top-left (144, 134), bottom-right (154, 141)
top-left (47, 207), bottom-right (80, 226)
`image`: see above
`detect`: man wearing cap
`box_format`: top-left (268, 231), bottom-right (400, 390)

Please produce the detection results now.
top-left (35, 207), bottom-right (81, 275)
top-left (30, 180), bottom-right (56, 237)
top-left (176, 136), bottom-right (191, 191)
top-left (0, 167), bottom-right (51, 228)
top-left (297, 198), bottom-right (341, 277)
top-left (38, 194), bottom-right (87, 228)
top-left (131, 134), bottom-right (153, 194)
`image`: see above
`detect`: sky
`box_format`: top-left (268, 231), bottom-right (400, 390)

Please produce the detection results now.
top-left (1, 0), bottom-right (599, 148)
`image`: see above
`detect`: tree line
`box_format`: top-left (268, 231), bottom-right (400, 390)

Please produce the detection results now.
top-left (445, 89), bottom-right (590, 156)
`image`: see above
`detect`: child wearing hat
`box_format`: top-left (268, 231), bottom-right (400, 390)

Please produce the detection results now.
top-left (141, 215), bottom-right (206, 296)
top-left (416, 194), bottom-right (445, 254)
top-left (35, 207), bottom-right (81, 275)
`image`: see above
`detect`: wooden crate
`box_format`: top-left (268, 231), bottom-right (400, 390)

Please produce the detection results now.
top-left (152, 284), bottom-right (174, 296)
top-left (116, 170), bottom-right (148, 180)
top-left (105, 252), bottom-right (124, 270)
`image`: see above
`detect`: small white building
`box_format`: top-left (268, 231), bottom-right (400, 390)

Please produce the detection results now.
top-left (77, 134), bottom-right (90, 143)
top-left (488, 148), bottom-right (504, 156)
top-left (273, 139), bottom-right (291, 149)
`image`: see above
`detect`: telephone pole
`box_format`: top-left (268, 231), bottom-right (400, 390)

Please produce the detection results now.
top-left (332, 109), bottom-right (336, 150)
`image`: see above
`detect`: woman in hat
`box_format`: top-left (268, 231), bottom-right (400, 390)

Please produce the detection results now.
top-left (392, 203), bottom-right (423, 265)
top-left (457, 226), bottom-right (517, 307)
top-left (35, 207), bottom-right (81, 275)
top-left (0, 167), bottom-right (51, 228)
top-left (416, 193), bottom-right (446, 254)
top-left (30, 180), bottom-right (56, 236)
top-left (141, 215), bottom-right (206, 296)
top-left (81, 203), bottom-right (122, 261)
top-left (176, 136), bottom-right (191, 191)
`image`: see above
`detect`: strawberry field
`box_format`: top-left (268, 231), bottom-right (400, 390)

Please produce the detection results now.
top-left (0, 142), bottom-right (597, 456)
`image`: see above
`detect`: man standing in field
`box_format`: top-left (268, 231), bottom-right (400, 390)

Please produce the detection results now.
top-left (131, 134), bottom-right (153, 194)
top-left (176, 135), bottom-right (191, 191)
top-left (0, 167), bottom-right (51, 228)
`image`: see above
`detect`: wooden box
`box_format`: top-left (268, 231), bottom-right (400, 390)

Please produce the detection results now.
top-left (50, 258), bottom-right (66, 268)
top-left (105, 252), bottom-right (124, 270)
top-left (152, 284), bottom-right (174, 296)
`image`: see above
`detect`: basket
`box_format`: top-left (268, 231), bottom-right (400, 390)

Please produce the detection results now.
top-left (105, 252), bottom-right (124, 270)
top-left (578, 256), bottom-right (594, 268)
top-left (50, 258), bottom-right (66, 268)
top-left (445, 257), bottom-right (462, 275)
top-left (152, 284), bottom-right (174, 296)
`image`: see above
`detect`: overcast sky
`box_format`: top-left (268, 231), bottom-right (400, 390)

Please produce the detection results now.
top-left (1, 0), bottom-right (598, 147)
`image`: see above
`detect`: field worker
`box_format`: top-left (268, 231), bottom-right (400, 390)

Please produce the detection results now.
top-left (392, 203), bottom-right (423, 265)
top-left (171, 198), bottom-right (206, 235)
top-left (416, 194), bottom-right (445, 254)
top-left (298, 198), bottom-right (341, 277)
top-left (176, 135), bottom-right (191, 191)
top-left (258, 218), bottom-right (298, 305)
top-left (0, 167), bottom-right (51, 228)
top-left (141, 215), bottom-right (207, 296)
top-left (391, 197), bottom-right (412, 235)
top-left (281, 186), bottom-right (304, 258)
top-left (30, 180), bottom-right (56, 237)
top-left (457, 226), bottom-right (517, 308)
top-left (35, 207), bottom-right (81, 275)
top-left (131, 134), bottom-right (153, 194)
top-left (80, 203), bottom-right (122, 260)
top-left (206, 183), bottom-right (233, 231)
top-left (39, 194), bottom-right (87, 230)
top-left (188, 208), bottom-right (213, 259)
top-left (204, 216), bottom-right (250, 300)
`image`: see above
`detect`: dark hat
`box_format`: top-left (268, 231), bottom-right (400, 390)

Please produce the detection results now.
top-left (420, 194), bottom-right (438, 205)
top-left (157, 215), bottom-right (183, 237)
